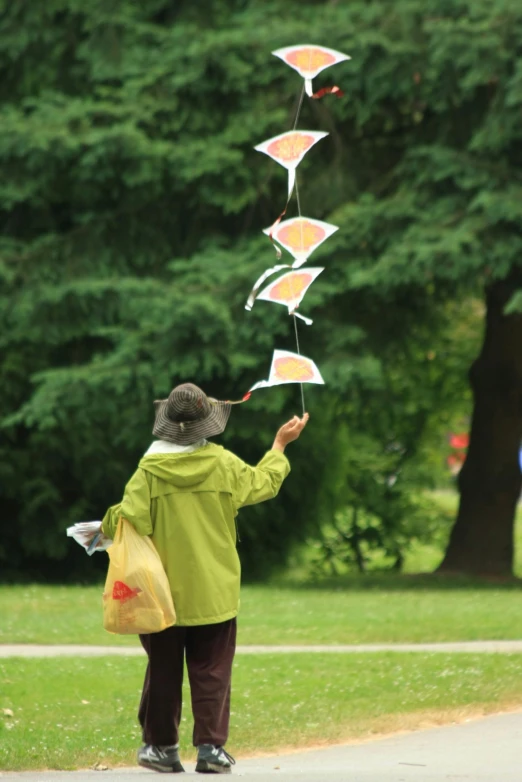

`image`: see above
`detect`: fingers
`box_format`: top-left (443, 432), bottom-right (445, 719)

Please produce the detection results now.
top-left (288, 413), bottom-right (309, 429)
top-left (279, 413), bottom-right (310, 438)
top-left (281, 418), bottom-right (300, 433)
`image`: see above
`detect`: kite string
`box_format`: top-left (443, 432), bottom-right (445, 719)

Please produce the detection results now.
top-left (292, 84), bottom-right (306, 130)
top-left (293, 313), bottom-right (306, 415)
top-left (291, 174), bottom-right (306, 414)
top-left (291, 85), bottom-right (306, 415)
top-left (295, 174), bottom-right (302, 218)
top-left (265, 85), bottom-right (306, 261)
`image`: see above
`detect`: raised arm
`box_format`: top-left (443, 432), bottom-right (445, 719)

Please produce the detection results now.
top-left (271, 413), bottom-right (309, 453)
top-left (233, 413), bottom-right (309, 508)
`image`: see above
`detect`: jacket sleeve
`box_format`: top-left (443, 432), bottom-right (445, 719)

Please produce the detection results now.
top-left (230, 449), bottom-right (291, 509)
top-left (101, 468), bottom-right (153, 538)
top-left (101, 502), bottom-right (122, 539)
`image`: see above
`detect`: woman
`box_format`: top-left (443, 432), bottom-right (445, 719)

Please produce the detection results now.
top-left (101, 382), bottom-right (309, 774)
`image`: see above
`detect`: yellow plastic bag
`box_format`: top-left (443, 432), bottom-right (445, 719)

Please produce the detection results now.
top-left (103, 517), bottom-right (176, 634)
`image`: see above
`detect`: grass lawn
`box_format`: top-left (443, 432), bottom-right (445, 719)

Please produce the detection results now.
top-left (2, 652), bottom-right (522, 770)
top-left (3, 490), bottom-right (522, 771)
top-left (3, 489), bottom-right (522, 647)
top-left (2, 577), bottom-right (522, 647)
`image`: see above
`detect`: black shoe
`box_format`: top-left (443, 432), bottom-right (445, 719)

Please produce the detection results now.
top-left (195, 744), bottom-right (236, 774)
top-left (137, 743), bottom-right (185, 773)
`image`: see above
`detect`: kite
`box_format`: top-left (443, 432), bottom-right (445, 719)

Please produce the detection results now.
top-left (272, 45), bottom-right (350, 98)
top-left (249, 349), bottom-right (325, 392)
top-left (255, 268), bottom-right (324, 325)
top-left (263, 216), bottom-right (338, 266)
top-left (254, 130), bottom-right (328, 197)
top-left (245, 215), bottom-right (336, 310)
top-left (245, 263), bottom-right (292, 311)
top-left (242, 44), bottom-right (349, 412)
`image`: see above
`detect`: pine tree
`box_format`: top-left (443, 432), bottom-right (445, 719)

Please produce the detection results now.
top-left (2, 0), bottom-right (512, 579)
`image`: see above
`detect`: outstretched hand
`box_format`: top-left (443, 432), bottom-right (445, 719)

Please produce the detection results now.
top-left (272, 413), bottom-right (310, 452)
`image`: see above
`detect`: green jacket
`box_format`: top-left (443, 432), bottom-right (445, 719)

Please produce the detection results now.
top-left (102, 443), bottom-right (290, 626)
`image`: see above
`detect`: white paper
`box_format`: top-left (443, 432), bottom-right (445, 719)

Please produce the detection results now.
top-left (254, 130), bottom-right (328, 175)
top-left (66, 521), bottom-right (112, 555)
top-left (245, 263), bottom-right (292, 311)
top-left (257, 267), bottom-right (324, 313)
top-left (262, 216), bottom-right (338, 265)
top-left (272, 45), bottom-right (351, 80)
top-left (250, 349), bottom-right (325, 391)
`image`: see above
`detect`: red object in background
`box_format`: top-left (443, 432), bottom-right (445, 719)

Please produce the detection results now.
top-left (449, 433), bottom-right (469, 449)
top-left (447, 432), bottom-right (469, 475)
top-left (447, 451), bottom-right (466, 476)
top-left (447, 453), bottom-right (465, 468)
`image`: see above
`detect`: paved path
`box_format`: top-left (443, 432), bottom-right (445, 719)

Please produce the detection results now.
top-left (1, 711), bottom-right (521, 780)
top-left (2, 640), bottom-right (522, 657)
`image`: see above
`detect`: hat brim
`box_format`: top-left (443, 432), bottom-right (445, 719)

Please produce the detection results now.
top-left (152, 397), bottom-right (231, 445)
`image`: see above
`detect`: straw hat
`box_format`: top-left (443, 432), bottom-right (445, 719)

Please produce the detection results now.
top-left (152, 383), bottom-right (231, 445)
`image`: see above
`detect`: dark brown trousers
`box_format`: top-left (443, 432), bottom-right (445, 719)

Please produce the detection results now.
top-left (138, 618), bottom-right (236, 747)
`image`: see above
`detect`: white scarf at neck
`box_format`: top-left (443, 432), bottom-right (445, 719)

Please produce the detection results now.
top-left (145, 439), bottom-right (207, 455)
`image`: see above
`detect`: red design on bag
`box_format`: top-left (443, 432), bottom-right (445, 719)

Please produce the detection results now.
top-left (112, 580), bottom-right (142, 603)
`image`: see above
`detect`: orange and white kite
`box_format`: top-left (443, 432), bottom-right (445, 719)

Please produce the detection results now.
top-left (256, 268), bottom-right (324, 325)
top-left (254, 130), bottom-right (328, 197)
top-left (250, 349), bottom-right (325, 392)
top-left (245, 217), bottom-right (337, 311)
top-left (263, 216), bottom-right (338, 266)
top-left (272, 45), bottom-right (350, 97)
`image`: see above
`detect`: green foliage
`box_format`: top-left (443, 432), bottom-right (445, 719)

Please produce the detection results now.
top-left (2, 0), bottom-right (515, 580)
top-left (307, 302), bottom-right (480, 575)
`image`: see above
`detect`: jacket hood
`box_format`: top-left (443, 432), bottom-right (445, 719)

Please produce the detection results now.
top-left (139, 443), bottom-right (223, 487)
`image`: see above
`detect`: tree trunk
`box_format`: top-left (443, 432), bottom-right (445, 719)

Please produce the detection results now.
top-left (438, 275), bottom-right (522, 578)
